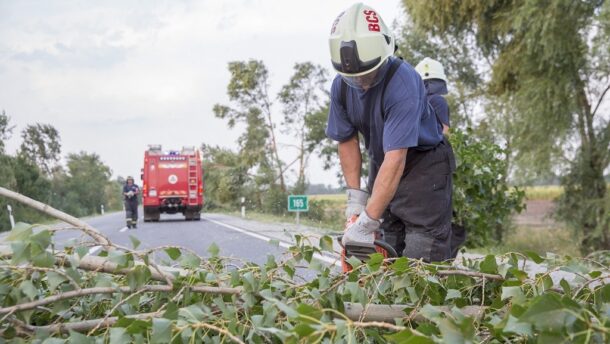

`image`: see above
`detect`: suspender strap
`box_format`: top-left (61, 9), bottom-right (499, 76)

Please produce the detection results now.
top-left (380, 58), bottom-right (402, 121)
top-left (340, 79), bottom-right (348, 111)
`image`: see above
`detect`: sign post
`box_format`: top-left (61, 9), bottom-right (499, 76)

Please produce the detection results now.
top-left (7, 204), bottom-right (15, 230)
top-left (287, 195), bottom-right (308, 228)
top-left (240, 197), bottom-right (246, 218)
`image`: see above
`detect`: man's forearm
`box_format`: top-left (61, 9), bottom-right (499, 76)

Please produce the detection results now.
top-left (366, 149), bottom-right (407, 219)
top-left (338, 135), bottom-right (362, 189)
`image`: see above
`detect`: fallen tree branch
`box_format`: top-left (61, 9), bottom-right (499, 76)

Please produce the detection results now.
top-left (0, 284), bottom-right (242, 315)
top-left (11, 311), bottom-right (161, 334)
top-left (342, 302), bottom-right (486, 323)
top-left (0, 187), bottom-right (110, 247)
top-left (435, 269), bottom-right (504, 281)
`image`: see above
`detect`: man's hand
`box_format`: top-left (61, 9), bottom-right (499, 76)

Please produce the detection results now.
top-left (126, 191), bottom-right (134, 198)
top-left (341, 211), bottom-right (380, 246)
top-left (345, 188), bottom-right (368, 220)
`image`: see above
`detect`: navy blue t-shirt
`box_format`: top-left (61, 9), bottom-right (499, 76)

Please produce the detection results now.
top-left (326, 57), bottom-right (443, 186)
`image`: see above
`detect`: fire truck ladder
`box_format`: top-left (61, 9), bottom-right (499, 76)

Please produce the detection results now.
top-left (188, 156), bottom-right (198, 206)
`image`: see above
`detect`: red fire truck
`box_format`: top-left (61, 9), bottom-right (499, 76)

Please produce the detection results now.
top-left (141, 145), bottom-right (204, 221)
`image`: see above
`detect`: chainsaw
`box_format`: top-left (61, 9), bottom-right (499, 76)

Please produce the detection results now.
top-left (337, 215), bottom-right (399, 272)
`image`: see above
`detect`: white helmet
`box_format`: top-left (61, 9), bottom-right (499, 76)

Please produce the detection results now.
top-left (415, 57), bottom-right (447, 82)
top-left (329, 3), bottom-right (394, 88)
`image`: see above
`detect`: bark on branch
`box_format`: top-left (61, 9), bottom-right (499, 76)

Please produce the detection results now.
top-left (0, 187), bottom-right (110, 246)
top-left (0, 285), bottom-right (242, 315)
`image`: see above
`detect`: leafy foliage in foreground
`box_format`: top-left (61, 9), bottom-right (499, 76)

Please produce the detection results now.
top-left (1, 223), bottom-right (610, 343)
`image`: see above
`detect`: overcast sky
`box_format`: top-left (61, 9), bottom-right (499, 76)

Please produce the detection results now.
top-left (0, 0), bottom-right (403, 187)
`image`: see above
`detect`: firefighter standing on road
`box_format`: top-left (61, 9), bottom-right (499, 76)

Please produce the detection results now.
top-left (123, 176), bottom-right (140, 229)
top-left (326, 3), bottom-right (459, 262)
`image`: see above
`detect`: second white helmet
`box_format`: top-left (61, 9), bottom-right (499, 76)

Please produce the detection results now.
top-left (329, 3), bottom-right (395, 78)
top-left (415, 57), bottom-right (447, 82)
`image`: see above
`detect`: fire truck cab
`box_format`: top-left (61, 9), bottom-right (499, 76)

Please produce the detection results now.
top-left (141, 145), bottom-right (204, 221)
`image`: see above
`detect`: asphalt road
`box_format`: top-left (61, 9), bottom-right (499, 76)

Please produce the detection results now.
top-left (49, 208), bottom-right (288, 266)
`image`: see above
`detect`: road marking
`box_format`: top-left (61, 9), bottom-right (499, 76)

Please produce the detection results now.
top-left (87, 246), bottom-right (101, 256)
top-left (205, 218), bottom-right (341, 267)
top-left (119, 227), bottom-right (128, 232)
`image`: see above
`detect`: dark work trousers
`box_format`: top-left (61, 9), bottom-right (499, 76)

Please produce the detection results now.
top-left (375, 138), bottom-right (459, 262)
top-left (124, 199), bottom-right (138, 226)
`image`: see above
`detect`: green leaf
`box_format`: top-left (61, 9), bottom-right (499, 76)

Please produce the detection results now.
top-left (519, 293), bottom-right (574, 331)
top-left (296, 303), bottom-right (322, 323)
top-left (346, 256), bottom-right (362, 269)
top-left (319, 235), bottom-right (334, 252)
top-left (151, 318), bottom-right (172, 344)
top-left (525, 251), bottom-right (545, 264)
top-left (5, 222), bottom-right (33, 242)
top-left (32, 251), bottom-right (55, 268)
top-left (367, 252), bottom-right (384, 272)
top-left (109, 328), bottom-right (131, 344)
top-left (501, 286), bottom-right (526, 304)
top-left (207, 243), bottom-right (220, 257)
top-left (125, 319), bottom-right (151, 335)
top-left (46, 272), bottom-right (67, 291)
top-left (11, 242), bottom-right (29, 265)
top-left (385, 329), bottom-right (434, 344)
top-left (502, 315), bottom-right (532, 336)
top-left (445, 289), bottom-right (461, 301)
top-left (108, 250), bottom-right (128, 267)
top-left (20, 280), bottom-right (38, 300)
top-left (68, 330), bottom-right (95, 344)
top-left (75, 246), bottom-right (89, 258)
top-left (129, 235), bottom-right (141, 249)
top-left (390, 257), bottom-right (409, 273)
top-left (480, 255), bottom-right (498, 274)
top-left (589, 270), bottom-right (602, 279)
top-left (179, 252), bottom-right (201, 269)
top-left (179, 305), bottom-right (206, 323)
top-left (293, 323), bottom-right (315, 337)
top-left (559, 279), bottom-right (571, 295)
top-left (30, 230), bottom-right (52, 251)
top-left (164, 247), bottom-right (181, 260)
top-left (163, 302), bottom-right (179, 320)
top-left (126, 265), bottom-right (151, 290)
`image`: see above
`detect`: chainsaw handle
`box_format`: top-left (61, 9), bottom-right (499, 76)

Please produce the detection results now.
top-left (373, 240), bottom-right (398, 258)
top-left (336, 235), bottom-right (399, 258)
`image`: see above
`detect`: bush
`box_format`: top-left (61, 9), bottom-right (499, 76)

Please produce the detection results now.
top-left (451, 128), bottom-right (526, 247)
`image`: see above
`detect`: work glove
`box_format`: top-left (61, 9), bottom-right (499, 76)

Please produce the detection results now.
top-left (341, 210), bottom-right (380, 246)
top-left (126, 191), bottom-right (134, 198)
top-left (345, 188), bottom-right (369, 220)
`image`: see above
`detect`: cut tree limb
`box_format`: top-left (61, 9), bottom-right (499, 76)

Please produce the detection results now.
top-left (0, 186), bottom-right (110, 246)
top-left (343, 302), bottom-right (487, 323)
top-left (0, 285), bottom-right (243, 314)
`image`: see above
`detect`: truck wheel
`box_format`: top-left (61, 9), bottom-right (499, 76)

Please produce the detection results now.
top-left (193, 212), bottom-right (201, 221)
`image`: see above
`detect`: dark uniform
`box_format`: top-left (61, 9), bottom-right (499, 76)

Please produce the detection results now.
top-left (123, 183), bottom-right (139, 228)
top-left (424, 78), bottom-right (466, 258)
top-left (425, 79), bottom-right (450, 127)
top-left (326, 57), bottom-right (458, 262)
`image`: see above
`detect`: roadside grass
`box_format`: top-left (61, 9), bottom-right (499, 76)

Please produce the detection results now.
top-left (523, 185), bottom-right (563, 201)
top-left (223, 210), bottom-right (343, 234)
top-left (472, 225), bottom-right (580, 257)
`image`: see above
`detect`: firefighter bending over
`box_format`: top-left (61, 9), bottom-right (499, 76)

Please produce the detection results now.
top-left (123, 176), bottom-right (140, 229)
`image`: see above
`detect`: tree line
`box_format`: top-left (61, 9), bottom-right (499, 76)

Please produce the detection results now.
top-left (0, 111), bottom-right (123, 230)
